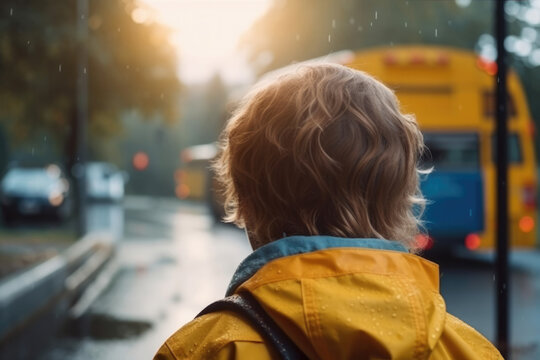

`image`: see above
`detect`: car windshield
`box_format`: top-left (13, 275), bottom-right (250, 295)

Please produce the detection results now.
top-left (2, 168), bottom-right (60, 195)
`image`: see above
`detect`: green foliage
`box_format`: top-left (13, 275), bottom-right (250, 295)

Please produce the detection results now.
top-left (242, 0), bottom-right (491, 74)
top-left (0, 0), bottom-right (181, 156)
top-left (242, 0), bottom-right (540, 157)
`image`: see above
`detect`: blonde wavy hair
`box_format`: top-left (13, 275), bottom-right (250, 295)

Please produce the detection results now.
top-left (214, 63), bottom-right (427, 251)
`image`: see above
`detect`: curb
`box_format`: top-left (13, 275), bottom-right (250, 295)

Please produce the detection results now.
top-left (0, 232), bottom-right (116, 358)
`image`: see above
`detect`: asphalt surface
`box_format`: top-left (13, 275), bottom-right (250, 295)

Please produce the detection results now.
top-left (40, 197), bottom-right (540, 360)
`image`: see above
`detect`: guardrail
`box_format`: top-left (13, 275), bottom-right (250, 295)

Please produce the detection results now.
top-left (0, 232), bottom-right (115, 359)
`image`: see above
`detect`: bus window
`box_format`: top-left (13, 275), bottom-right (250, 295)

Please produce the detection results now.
top-left (421, 133), bottom-right (479, 170)
top-left (491, 134), bottom-right (522, 164)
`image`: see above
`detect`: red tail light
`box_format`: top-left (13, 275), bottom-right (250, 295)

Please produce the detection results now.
top-left (476, 57), bottom-right (497, 76)
top-left (465, 233), bottom-right (481, 250)
top-left (519, 215), bottom-right (535, 233)
top-left (415, 234), bottom-right (434, 250)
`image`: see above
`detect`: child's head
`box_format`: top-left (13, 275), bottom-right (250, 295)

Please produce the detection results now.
top-left (215, 63), bottom-right (427, 251)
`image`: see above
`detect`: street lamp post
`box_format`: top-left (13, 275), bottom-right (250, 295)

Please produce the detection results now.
top-left (495, 0), bottom-right (509, 357)
top-left (76, 0), bottom-right (89, 237)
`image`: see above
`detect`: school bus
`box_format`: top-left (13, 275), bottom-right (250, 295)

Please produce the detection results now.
top-left (333, 45), bottom-right (537, 250)
top-left (180, 45), bottom-right (537, 250)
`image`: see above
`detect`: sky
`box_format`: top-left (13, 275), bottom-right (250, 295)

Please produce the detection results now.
top-left (141, 0), bottom-right (271, 85)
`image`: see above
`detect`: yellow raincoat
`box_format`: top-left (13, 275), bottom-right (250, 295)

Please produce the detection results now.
top-left (155, 236), bottom-right (503, 359)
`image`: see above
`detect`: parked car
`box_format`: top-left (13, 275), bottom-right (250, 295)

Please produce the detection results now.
top-left (85, 162), bottom-right (127, 202)
top-left (0, 164), bottom-right (73, 224)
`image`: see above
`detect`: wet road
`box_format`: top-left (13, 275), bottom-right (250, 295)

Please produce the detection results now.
top-left (41, 197), bottom-right (540, 359)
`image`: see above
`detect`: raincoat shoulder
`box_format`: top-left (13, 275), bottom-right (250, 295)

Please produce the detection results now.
top-left (155, 237), bottom-right (503, 360)
top-left (154, 310), bottom-right (273, 359)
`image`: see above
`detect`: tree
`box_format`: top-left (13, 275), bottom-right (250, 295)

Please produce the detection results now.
top-left (241, 0), bottom-right (491, 74)
top-left (0, 0), bottom-right (181, 167)
top-left (241, 0), bottom-right (540, 155)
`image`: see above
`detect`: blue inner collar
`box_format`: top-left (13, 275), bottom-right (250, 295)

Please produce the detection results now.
top-left (226, 235), bottom-right (408, 296)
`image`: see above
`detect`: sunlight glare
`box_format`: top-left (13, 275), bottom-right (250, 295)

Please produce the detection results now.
top-left (142, 0), bottom-right (271, 84)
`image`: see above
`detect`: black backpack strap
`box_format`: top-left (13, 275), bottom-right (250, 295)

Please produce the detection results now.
top-left (197, 292), bottom-right (309, 360)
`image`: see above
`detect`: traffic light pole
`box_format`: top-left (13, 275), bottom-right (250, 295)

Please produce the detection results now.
top-left (495, 0), bottom-right (509, 357)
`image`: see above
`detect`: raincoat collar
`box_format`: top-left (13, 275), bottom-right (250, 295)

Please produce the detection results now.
top-left (226, 236), bottom-right (408, 296)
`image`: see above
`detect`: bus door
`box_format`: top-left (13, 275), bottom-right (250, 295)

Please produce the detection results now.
top-left (420, 132), bottom-right (485, 246)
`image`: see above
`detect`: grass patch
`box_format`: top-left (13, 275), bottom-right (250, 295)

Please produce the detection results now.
top-left (0, 224), bottom-right (77, 279)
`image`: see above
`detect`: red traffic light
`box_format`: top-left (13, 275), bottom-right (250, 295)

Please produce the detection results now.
top-left (133, 152), bottom-right (149, 171)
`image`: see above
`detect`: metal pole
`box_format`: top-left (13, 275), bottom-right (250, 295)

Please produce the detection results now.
top-left (495, 0), bottom-right (509, 357)
top-left (76, 0), bottom-right (88, 237)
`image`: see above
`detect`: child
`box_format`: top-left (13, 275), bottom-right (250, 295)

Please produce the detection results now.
top-left (155, 64), bottom-right (502, 359)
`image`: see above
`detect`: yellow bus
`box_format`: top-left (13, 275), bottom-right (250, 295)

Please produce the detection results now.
top-left (331, 45), bottom-right (537, 250)
top-left (179, 45), bottom-right (537, 250)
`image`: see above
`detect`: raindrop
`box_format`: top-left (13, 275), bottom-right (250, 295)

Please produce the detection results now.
top-left (396, 294), bottom-right (401, 299)
top-left (418, 30), bottom-right (422, 35)
top-left (349, 17), bottom-right (355, 25)
top-left (448, 20), bottom-right (453, 26)
top-left (126, 64), bottom-right (130, 70)
top-left (328, 34), bottom-right (331, 43)
top-left (117, 27), bottom-right (121, 32)
top-left (83, 67), bottom-right (87, 74)
top-left (392, 313), bottom-right (397, 318)
top-left (32, 147), bottom-right (35, 155)
top-left (27, 40), bottom-right (31, 45)
top-left (370, 22), bottom-right (373, 27)
top-left (295, 34), bottom-right (300, 41)
top-left (58, 64), bottom-right (62, 72)
top-left (357, 26), bottom-right (363, 32)
top-left (347, 317), bottom-right (351, 322)
top-left (44, 136), bottom-right (47, 142)
top-left (10, 8), bottom-right (13, 16)
top-left (469, 208), bottom-right (472, 216)
top-left (332, 19), bottom-right (336, 28)
top-left (375, 11), bottom-right (378, 20)
top-left (404, 22), bottom-right (408, 28)
top-left (435, 28), bottom-right (438, 37)
top-left (431, 334), bottom-right (437, 339)
top-left (322, 305), bottom-right (327, 310)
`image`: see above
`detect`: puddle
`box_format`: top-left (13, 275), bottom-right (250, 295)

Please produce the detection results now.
top-left (66, 314), bottom-right (152, 340)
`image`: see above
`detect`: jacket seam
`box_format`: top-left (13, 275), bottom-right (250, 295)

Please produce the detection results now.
top-left (164, 342), bottom-right (180, 360)
top-left (243, 270), bottom-right (434, 294)
top-left (399, 277), bottom-right (428, 360)
top-left (302, 279), bottom-right (332, 360)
